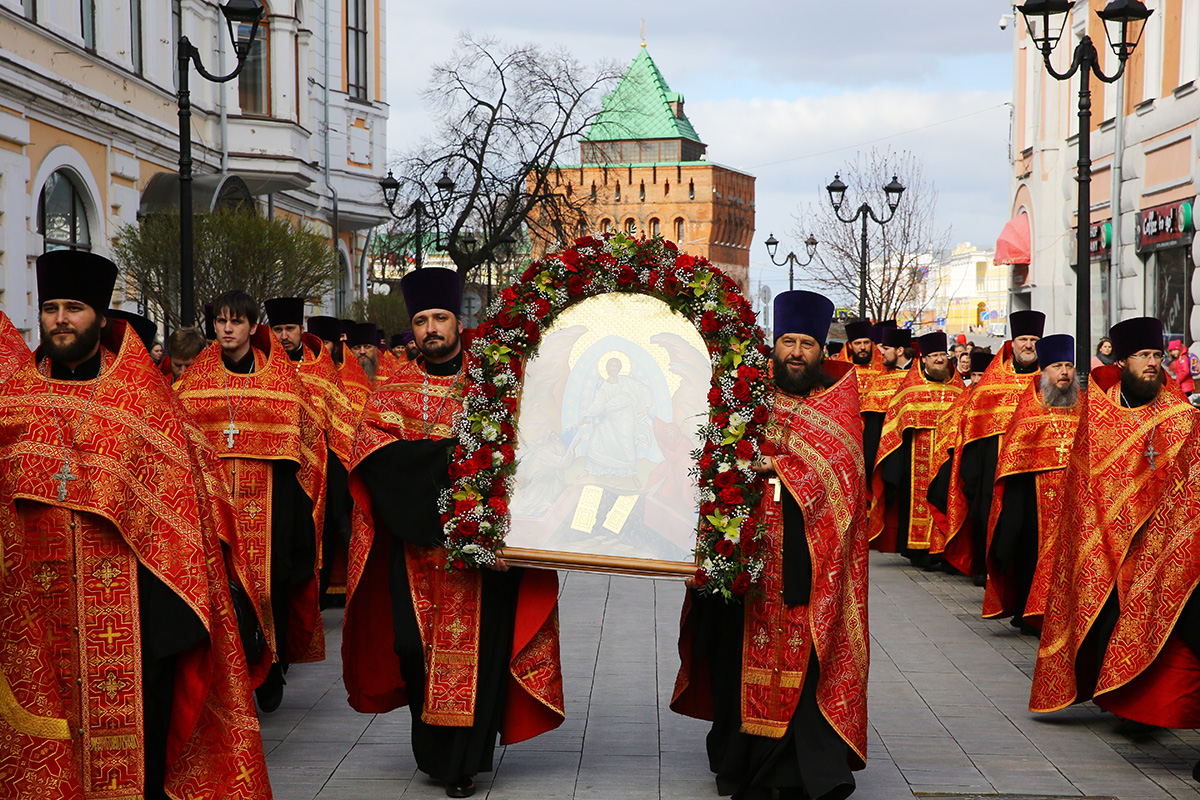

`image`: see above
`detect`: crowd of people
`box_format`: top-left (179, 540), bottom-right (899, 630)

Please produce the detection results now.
top-left (1, 248), bottom-right (1197, 800)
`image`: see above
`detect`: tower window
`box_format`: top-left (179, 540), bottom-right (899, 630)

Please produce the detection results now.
top-left (674, 218), bottom-right (685, 242)
top-left (688, 180), bottom-right (695, 200)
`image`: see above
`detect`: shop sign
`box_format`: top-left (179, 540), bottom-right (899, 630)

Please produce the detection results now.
top-left (1089, 221), bottom-right (1111, 262)
top-left (1136, 199), bottom-right (1194, 253)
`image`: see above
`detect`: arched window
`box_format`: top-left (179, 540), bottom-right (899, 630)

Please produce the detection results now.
top-left (664, 180), bottom-right (670, 197)
top-left (639, 181), bottom-right (645, 201)
top-left (625, 218), bottom-right (637, 235)
top-left (238, 3), bottom-right (271, 116)
top-left (566, 182), bottom-right (572, 198)
top-left (601, 218), bottom-right (611, 233)
top-left (614, 182), bottom-right (621, 201)
top-left (590, 182), bottom-right (597, 200)
top-left (688, 180), bottom-right (695, 200)
top-left (674, 217), bottom-right (685, 243)
top-left (649, 218), bottom-right (660, 237)
top-left (38, 170), bottom-right (92, 252)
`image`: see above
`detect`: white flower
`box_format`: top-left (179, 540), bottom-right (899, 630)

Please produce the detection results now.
top-left (729, 412), bottom-right (747, 427)
top-left (480, 423), bottom-right (499, 442)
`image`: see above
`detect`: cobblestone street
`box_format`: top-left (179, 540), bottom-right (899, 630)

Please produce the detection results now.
top-left (260, 553), bottom-right (1200, 800)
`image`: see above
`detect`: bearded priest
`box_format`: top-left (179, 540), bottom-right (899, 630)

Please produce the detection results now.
top-left (860, 326), bottom-right (913, 484)
top-left (1031, 317), bottom-right (1200, 731)
top-left (0, 252), bottom-right (272, 799)
top-left (983, 334), bottom-right (1082, 632)
top-left (673, 289), bottom-right (869, 800)
top-left (870, 331), bottom-right (964, 563)
top-left (342, 268), bottom-right (564, 799)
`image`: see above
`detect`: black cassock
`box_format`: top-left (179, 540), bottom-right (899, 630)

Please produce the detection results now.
top-left (357, 369), bottom-right (521, 782)
top-left (861, 411), bottom-right (885, 484)
top-left (959, 435), bottom-right (999, 576)
top-left (691, 489), bottom-right (855, 800)
top-left (877, 429), bottom-right (920, 558)
top-left (989, 471), bottom-right (1039, 620)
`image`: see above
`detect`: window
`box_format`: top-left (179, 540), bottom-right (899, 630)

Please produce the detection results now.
top-left (649, 218), bottom-right (660, 237)
top-left (130, 0), bottom-right (143, 73)
top-left (81, 0), bottom-right (95, 50)
top-left (346, 0), bottom-right (368, 100)
top-left (639, 181), bottom-right (645, 201)
top-left (664, 180), bottom-right (670, 197)
top-left (38, 170), bottom-right (92, 252)
top-left (625, 218), bottom-right (637, 235)
top-left (238, 8), bottom-right (270, 116)
top-left (22, 0), bottom-right (35, 22)
top-left (601, 218), bottom-right (611, 233)
top-left (688, 180), bottom-right (695, 200)
top-left (615, 183), bottom-right (621, 201)
top-left (590, 182), bottom-right (596, 200)
top-left (674, 218), bottom-right (684, 242)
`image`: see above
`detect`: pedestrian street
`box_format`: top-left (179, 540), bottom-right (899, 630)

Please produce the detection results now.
top-left (262, 553), bottom-right (1200, 800)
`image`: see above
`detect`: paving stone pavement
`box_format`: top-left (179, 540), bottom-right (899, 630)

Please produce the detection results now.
top-left (259, 553), bottom-right (1200, 799)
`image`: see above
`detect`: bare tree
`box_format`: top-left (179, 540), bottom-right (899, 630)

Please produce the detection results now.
top-left (389, 33), bottom-right (620, 284)
top-left (792, 148), bottom-right (950, 322)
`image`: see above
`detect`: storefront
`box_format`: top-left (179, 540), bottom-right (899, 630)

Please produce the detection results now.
top-left (1088, 220), bottom-right (1111, 347)
top-left (1136, 198), bottom-right (1195, 349)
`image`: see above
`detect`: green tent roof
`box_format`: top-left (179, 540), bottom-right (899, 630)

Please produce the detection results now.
top-left (582, 48), bottom-right (703, 144)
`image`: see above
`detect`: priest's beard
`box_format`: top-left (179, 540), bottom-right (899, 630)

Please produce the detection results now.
top-left (1039, 372), bottom-right (1080, 407)
top-left (419, 328), bottom-right (461, 362)
top-left (774, 352), bottom-right (833, 395)
top-left (359, 354), bottom-right (378, 382)
top-left (923, 360), bottom-right (953, 382)
top-left (41, 315), bottom-right (103, 364)
top-left (1120, 362), bottom-right (1165, 406)
top-left (850, 347), bottom-right (872, 365)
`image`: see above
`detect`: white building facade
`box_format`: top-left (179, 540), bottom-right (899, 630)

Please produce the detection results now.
top-left (0, 0), bottom-right (389, 342)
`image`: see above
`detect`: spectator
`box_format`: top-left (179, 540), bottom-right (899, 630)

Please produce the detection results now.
top-left (1090, 337), bottom-right (1114, 370)
top-left (1167, 340), bottom-right (1194, 395)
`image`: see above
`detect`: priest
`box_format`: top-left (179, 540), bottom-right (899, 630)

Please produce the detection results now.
top-left (177, 290), bottom-right (327, 713)
top-left (672, 289), bottom-right (869, 800)
top-left (0, 308), bottom-right (29, 379)
top-left (984, 334), bottom-right (1081, 631)
top-left (309, 314), bottom-right (373, 414)
top-left (860, 326), bottom-right (913, 484)
top-left (1031, 317), bottom-right (1200, 731)
top-left (347, 321), bottom-right (388, 386)
top-left (0, 252), bottom-right (272, 799)
top-left (342, 268), bottom-right (564, 799)
top-left (870, 331), bottom-right (964, 563)
top-left (943, 310), bottom-right (1043, 584)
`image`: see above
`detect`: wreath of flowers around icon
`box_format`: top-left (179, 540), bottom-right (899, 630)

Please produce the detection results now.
top-left (439, 232), bottom-right (775, 599)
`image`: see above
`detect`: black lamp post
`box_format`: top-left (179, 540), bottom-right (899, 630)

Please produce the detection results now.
top-left (177, 0), bottom-right (264, 327)
top-left (764, 233), bottom-right (818, 291)
top-left (379, 169), bottom-right (456, 271)
top-left (463, 231), bottom-right (518, 305)
top-left (826, 174), bottom-right (905, 320)
top-left (1018, 0), bottom-right (1152, 373)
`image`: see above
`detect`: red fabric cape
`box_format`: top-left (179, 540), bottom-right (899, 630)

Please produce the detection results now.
top-left (0, 321), bottom-right (271, 799)
top-left (672, 361), bottom-right (870, 768)
top-left (295, 333), bottom-right (356, 468)
top-left (1030, 366), bottom-right (1200, 727)
top-left (0, 310), bottom-right (29, 384)
top-left (342, 360), bottom-right (565, 745)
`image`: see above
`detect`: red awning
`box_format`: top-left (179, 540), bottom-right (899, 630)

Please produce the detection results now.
top-left (994, 213), bottom-right (1031, 265)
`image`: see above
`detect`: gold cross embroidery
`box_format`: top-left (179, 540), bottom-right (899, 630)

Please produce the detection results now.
top-left (237, 764), bottom-right (255, 784)
top-left (98, 625), bottom-right (121, 648)
top-left (99, 670), bottom-right (125, 700)
top-left (92, 558), bottom-right (119, 589)
top-left (446, 618), bottom-right (468, 639)
top-left (787, 629), bottom-right (804, 652)
top-left (753, 627), bottom-right (770, 649)
top-left (243, 500), bottom-right (263, 519)
top-left (33, 563), bottom-right (56, 591)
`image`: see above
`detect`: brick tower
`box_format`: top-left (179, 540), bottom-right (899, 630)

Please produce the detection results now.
top-left (534, 47), bottom-right (755, 290)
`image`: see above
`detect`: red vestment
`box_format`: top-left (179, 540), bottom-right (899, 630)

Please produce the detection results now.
top-left (294, 333), bottom-right (356, 468)
top-left (0, 321), bottom-right (271, 799)
top-left (342, 359), bottom-right (565, 745)
top-left (870, 367), bottom-right (963, 552)
top-left (928, 383), bottom-right (974, 560)
top-left (338, 351), bottom-right (373, 414)
top-left (1030, 366), bottom-right (1200, 728)
top-left (0, 310), bottom-right (29, 382)
top-left (176, 328), bottom-right (327, 667)
top-left (672, 362), bottom-right (870, 767)
top-left (983, 382), bottom-right (1081, 621)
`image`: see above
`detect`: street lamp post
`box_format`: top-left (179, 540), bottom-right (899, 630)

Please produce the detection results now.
top-left (1018, 0), bottom-right (1152, 372)
top-left (763, 234), bottom-right (818, 291)
top-left (826, 174), bottom-right (905, 321)
top-left (177, 0), bottom-right (264, 327)
top-left (378, 169), bottom-right (456, 271)
top-left (463, 231), bottom-right (518, 306)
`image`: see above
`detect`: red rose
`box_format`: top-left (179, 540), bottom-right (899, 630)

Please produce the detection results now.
top-left (664, 240), bottom-right (678, 252)
top-left (451, 558), bottom-right (467, 571)
top-left (675, 254), bottom-right (696, 269)
top-left (698, 452), bottom-right (714, 472)
top-left (472, 447), bottom-right (494, 470)
top-left (531, 297), bottom-right (551, 318)
top-left (707, 385), bottom-right (722, 405)
top-left (693, 567), bottom-right (708, 586)
top-left (615, 267), bottom-right (636, 286)
top-left (714, 471), bottom-right (736, 489)
top-left (752, 406), bottom-right (769, 424)
top-left (500, 444), bottom-right (516, 463)
top-left (500, 422), bottom-right (516, 440)
top-left (481, 383), bottom-right (498, 399)
top-left (735, 440), bottom-right (754, 460)
top-left (488, 496), bottom-right (509, 515)
top-left (524, 320), bottom-right (540, 344)
top-left (732, 380), bottom-right (751, 402)
top-left (448, 461), bottom-right (463, 480)
top-left (699, 500), bottom-right (717, 516)
top-left (561, 250), bottom-right (582, 269)
top-left (574, 236), bottom-right (598, 249)
top-left (567, 274), bottom-right (589, 295)
top-left (741, 535), bottom-right (758, 556)
top-left (520, 264), bottom-right (540, 282)
top-left (454, 498), bottom-right (474, 516)
top-left (501, 287), bottom-right (518, 305)
top-left (713, 411), bottom-right (729, 428)
top-left (718, 486), bottom-right (744, 506)
top-left (700, 310), bottom-right (719, 334)
top-left (732, 571), bottom-right (751, 595)
top-left (458, 518), bottom-right (480, 537)
top-left (498, 308), bottom-right (519, 328)
top-left (738, 364), bottom-right (759, 382)
top-left (648, 270), bottom-right (661, 286)
top-left (714, 538), bottom-right (734, 557)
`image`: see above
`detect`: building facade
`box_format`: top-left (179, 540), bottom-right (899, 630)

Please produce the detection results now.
top-left (0, 0), bottom-right (388, 342)
top-left (536, 48), bottom-right (755, 291)
top-left (930, 243), bottom-right (1007, 337)
top-left (1006, 0), bottom-right (1200, 360)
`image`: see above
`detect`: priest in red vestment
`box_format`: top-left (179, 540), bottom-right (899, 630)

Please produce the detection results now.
top-left (0, 308), bottom-right (29, 380)
top-left (0, 252), bottom-right (271, 800)
top-left (1031, 317), bottom-right (1200, 730)
top-left (984, 335), bottom-right (1082, 631)
top-left (942, 310), bottom-right (1043, 583)
top-left (308, 315), bottom-right (373, 414)
top-left (177, 290), bottom-right (327, 713)
top-left (672, 290), bottom-right (869, 800)
top-left (342, 268), bottom-right (564, 799)
top-left (860, 326), bottom-right (912, 484)
top-left (870, 331), bottom-right (963, 563)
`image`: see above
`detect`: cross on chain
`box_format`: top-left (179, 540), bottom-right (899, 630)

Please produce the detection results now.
top-left (53, 463), bottom-right (77, 501)
top-left (1145, 441), bottom-right (1160, 470)
top-left (768, 478), bottom-right (782, 503)
top-left (223, 422), bottom-right (241, 450)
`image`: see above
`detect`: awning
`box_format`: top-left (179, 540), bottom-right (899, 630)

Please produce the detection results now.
top-left (994, 212), bottom-right (1030, 265)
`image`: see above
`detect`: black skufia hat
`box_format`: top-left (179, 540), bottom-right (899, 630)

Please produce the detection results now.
top-left (881, 327), bottom-right (911, 348)
top-left (916, 331), bottom-right (948, 356)
top-left (307, 315), bottom-right (341, 342)
top-left (106, 308), bottom-right (158, 352)
top-left (36, 250), bottom-right (118, 313)
top-left (401, 268), bottom-right (462, 317)
top-left (1009, 310), bottom-right (1046, 339)
top-left (265, 297), bottom-right (305, 327)
top-left (1109, 317), bottom-right (1164, 361)
top-left (843, 320), bottom-right (872, 344)
top-left (773, 290), bottom-right (834, 346)
top-left (346, 322), bottom-right (378, 348)
top-left (969, 351), bottom-right (995, 373)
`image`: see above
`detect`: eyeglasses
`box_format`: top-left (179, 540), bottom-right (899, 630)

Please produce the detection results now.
top-left (923, 353), bottom-right (949, 362)
top-left (1126, 350), bottom-right (1164, 362)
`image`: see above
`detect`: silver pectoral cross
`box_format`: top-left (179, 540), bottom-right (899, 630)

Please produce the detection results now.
top-left (53, 462), bottom-right (77, 501)
top-left (768, 478), bottom-right (782, 502)
top-left (223, 422), bottom-right (241, 450)
top-left (1145, 441), bottom-right (1159, 470)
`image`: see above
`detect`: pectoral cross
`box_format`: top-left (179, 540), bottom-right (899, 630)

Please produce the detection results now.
top-left (223, 422), bottom-right (241, 450)
top-left (1145, 441), bottom-right (1159, 470)
top-left (53, 462), bottom-right (77, 501)
top-left (768, 478), bottom-right (782, 502)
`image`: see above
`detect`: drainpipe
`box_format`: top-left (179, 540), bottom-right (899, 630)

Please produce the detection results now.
top-left (322, 0), bottom-right (341, 312)
top-left (360, 226), bottom-right (375, 304)
top-left (218, 19), bottom-right (229, 173)
top-left (1110, 76), bottom-right (1126, 327)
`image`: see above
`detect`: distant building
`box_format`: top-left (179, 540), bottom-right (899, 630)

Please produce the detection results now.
top-left (1004, 1), bottom-right (1200, 355)
top-left (930, 243), bottom-right (1007, 336)
top-left (0, 0), bottom-right (389, 341)
top-left (534, 47), bottom-right (755, 290)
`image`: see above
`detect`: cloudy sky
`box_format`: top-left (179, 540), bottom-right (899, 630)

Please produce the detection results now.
top-left (383, 0), bottom-right (1017, 297)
